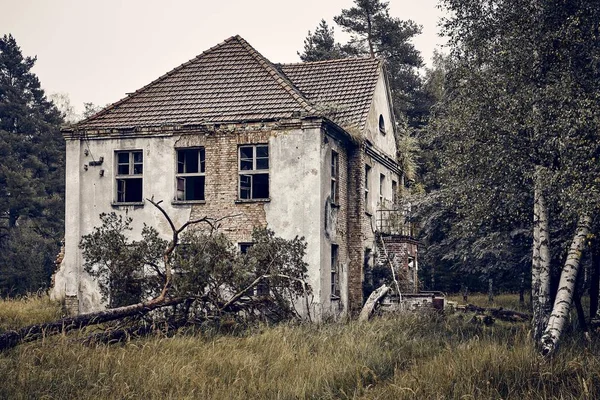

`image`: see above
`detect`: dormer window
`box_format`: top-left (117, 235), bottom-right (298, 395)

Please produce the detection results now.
top-left (378, 115), bottom-right (386, 135)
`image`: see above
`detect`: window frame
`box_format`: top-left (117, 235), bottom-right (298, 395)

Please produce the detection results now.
top-left (364, 165), bottom-right (371, 205)
top-left (238, 144), bottom-right (270, 201)
top-left (379, 173), bottom-right (385, 206)
top-left (175, 147), bottom-right (206, 202)
top-left (331, 244), bottom-right (340, 299)
top-left (331, 150), bottom-right (339, 205)
top-left (114, 150), bottom-right (144, 204)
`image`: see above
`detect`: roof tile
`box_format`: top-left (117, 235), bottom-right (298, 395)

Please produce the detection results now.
top-left (74, 36), bottom-right (381, 132)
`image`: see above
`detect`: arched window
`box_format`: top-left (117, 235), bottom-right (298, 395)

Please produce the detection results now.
top-left (378, 114), bottom-right (386, 134)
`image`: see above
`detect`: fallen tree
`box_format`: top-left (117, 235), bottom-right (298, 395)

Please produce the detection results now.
top-left (0, 199), bottom-right (312, 351)
top-left (358, 284), bottom-right (390, 322)
top-left (0, 296), bottom-right (186, 351)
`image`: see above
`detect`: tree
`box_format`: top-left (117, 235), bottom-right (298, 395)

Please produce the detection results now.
top-left (80, 207), bottom-right (312, 322)
top-left (333, 0), bottom-right (425, 126)
top-left (298, 20), bottom-right (349, 62)
top-left (425, 0), bottom-right (600, 353)
top-left (0, 34), bottom-right (65, 296)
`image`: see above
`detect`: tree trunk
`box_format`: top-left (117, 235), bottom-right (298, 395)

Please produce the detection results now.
top-left (540, 215), bottom-right (592, 356)
top-left (0, 296), bottom-right (186, 352)
top-left (531, 167), bottom-right (552, 339)
top-left (358, 284), bottom-right (389, 322)
top-left (488, 278), bottom-right (494, 304)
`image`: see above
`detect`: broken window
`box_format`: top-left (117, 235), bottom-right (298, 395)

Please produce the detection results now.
top-left (176, 148), bottom-right (205, 201)
top-left (392, 180), bottom-right (398, 205)
top-left (239, 144), bottom-right (269, 200)
top-left (331, 244), bottom-right (340, 299)
top-left (331, 150), bottom-right (339, 204)
top-left (115, 150), bottom-right (143, 203)
top-left (239, 242), bottom-right (269, 296)
top-left (239, 242), bottom-right (253, 254)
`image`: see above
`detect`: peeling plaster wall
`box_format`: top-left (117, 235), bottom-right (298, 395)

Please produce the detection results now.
top-left (51, 135), bottom-right (192, 313)
top-left (265, 123), bottom-right (323, 319)
top-left (52, 123), bottom-right (327, 318)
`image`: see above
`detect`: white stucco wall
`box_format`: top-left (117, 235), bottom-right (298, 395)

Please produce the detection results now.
top-left (52, 134), bottom-right (193, 313)
top-left (53, 126), bottom-right (327, 317)
top-left (264, 125), bottom-right (323, 319)
top-left (363, 71), bottom-right (397, 159)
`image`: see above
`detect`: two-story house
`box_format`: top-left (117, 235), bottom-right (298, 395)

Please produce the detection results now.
top-left (51, 35), bottom-right (418, 319)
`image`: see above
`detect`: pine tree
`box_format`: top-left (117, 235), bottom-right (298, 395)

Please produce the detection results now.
top-left (333, 0), bottom-right (424, 126)
top-left (0, 34), bottom-right (65, 296)
top-left (298, 20), bottom-right (347, 62)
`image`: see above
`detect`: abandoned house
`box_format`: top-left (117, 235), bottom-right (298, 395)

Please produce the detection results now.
top-left (51, 35), bottom-right (418, 319)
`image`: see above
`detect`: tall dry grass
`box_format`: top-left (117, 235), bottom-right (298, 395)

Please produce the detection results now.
top-left (0, 294), bottom-right (62, 331)
top-left (0, 295), bottom-right (598, 399)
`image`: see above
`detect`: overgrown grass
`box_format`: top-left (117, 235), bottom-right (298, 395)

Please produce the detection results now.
top-left (0, 296), bottom-right (598, 399)
top-left (449, 292), bottom-right (531, 313)
top-left (0, 294), bottom-right (62, 331)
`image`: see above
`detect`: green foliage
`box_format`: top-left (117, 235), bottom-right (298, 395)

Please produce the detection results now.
top-left (416, 0), bottom-right (600, 292)
top-left (298, 20), bottom-right (349, 62)
top-left (80, 213), bottom-right (310, 320)
top-left (79, 213), bottom-right (166, 307)
top-left (0, 34), bottom-right (65, 296)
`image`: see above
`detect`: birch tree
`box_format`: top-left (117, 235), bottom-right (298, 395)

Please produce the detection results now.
top-left (428, 0), bottom-right (600, 351)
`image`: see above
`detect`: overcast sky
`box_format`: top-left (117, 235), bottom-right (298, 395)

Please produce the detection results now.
top-left (2, 0), bottom-right (447, 114)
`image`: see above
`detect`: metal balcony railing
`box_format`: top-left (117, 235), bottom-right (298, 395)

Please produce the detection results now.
top-left (376, 206), bottom-right (418, 237)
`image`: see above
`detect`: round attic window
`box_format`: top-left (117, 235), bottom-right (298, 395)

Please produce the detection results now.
top-left (379, 114), bottom-right (386, 134)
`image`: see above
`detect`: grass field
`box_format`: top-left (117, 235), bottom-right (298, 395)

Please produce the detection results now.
top-left (0, 294), bottom-right (598, 399)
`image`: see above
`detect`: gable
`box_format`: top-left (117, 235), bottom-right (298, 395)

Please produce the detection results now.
top-left (280, 58), bottom-right (381, 131)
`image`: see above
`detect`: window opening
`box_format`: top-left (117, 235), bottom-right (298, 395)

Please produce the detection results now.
top-left (239, 242), bottom-right (269, 296)
top-left (331, 150), bottom-right (339, 204)
top-left (378, 115), bottom-right (386, 134)
top-left (365, 165), bottom-right (371, 205)
top-left (379, 173), bottom-right (385, 206)
top-left (176, 148), bottom-right (205, 201)
top-left (239, 144), bottom-right (269, 200)
top-left (392, 180), bottom-right (398, 205)
top-left (331, 244), bottom-right (340, 299)
top-left (115, 150), bottom-right (143, 203)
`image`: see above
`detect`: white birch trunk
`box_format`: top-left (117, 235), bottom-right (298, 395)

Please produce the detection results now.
top-left (531, 167), bottom-right (552, 339)
top-left (540, 215), bottom-right (592, 356)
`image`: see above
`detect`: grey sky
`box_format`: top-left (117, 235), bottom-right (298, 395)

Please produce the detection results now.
top-left (1, 0), bottom-right (447, 114)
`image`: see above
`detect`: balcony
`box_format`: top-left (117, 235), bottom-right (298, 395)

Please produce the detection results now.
top-left (376, 206), bottom-right (418, 238)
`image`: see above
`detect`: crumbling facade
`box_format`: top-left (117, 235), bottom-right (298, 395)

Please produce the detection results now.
top-left (51, 36), bottom-right (417, 319)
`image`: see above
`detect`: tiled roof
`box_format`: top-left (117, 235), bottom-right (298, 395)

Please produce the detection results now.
top-left (74, 36), bottom-right (381, 132)
top-left (280, 58), bottom-right (381, 130)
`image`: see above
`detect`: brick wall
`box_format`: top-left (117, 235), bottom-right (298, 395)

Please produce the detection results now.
top-left (346, 143), bottom-right (366, 314)
top-left (324, 132), bottom-right (349, 315)
top-left (375, 234), bottom-right (419, 293)
top-left (175, 128), bottom-right (275, 243)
